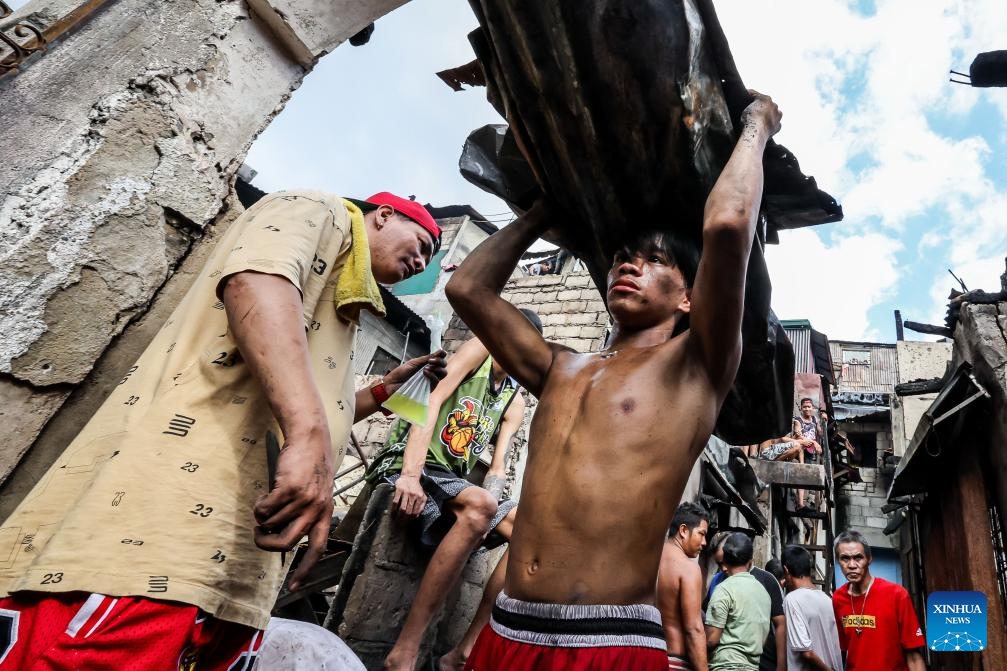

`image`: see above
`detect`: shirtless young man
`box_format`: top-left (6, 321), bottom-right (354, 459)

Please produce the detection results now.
top-left (658, 503), bottom-right (711, 671)
top-left (445, 92), bottom-right (782, 670)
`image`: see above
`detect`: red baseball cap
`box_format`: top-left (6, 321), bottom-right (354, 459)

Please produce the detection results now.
top-left (356, 192), bottom-right (441, 252)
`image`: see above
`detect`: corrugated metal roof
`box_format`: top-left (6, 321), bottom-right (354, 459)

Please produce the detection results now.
top-left (784, 326), bottom-right (815, 375)
top-left (829, 341), bottom-right (898, 392)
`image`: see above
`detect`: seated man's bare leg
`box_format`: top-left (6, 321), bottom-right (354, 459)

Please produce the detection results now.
top-left (439, 507), bottom-right (517, 671)
top-left (385, 486), bottom-right (498, 671)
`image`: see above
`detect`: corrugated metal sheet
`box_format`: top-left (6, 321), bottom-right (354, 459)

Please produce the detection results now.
top-left (829, 341), bottom-right (898, 392)
top-left (784, 326), bottom-right (815, 375)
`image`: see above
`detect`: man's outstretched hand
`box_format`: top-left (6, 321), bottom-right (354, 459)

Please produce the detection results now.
top-left (253, 425), bottom-right (333, 591)
top-left (384, 350), bottom-right (448, 393)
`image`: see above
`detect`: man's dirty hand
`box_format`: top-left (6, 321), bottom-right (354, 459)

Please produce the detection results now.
top-left (742, 89), bottom-right (782, 137)
top-left (253, 426), bottom-right (334, 591)
top-left (385, 350), bottom-right (448, 392)
top-left (392, 473), bottom-right (427, 518)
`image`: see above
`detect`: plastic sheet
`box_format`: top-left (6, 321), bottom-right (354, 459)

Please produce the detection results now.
top-left (459, 0), bottom-right (837, 442)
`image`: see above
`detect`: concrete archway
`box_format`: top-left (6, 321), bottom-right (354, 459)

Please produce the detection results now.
top-left (0, 0), bottom-right (410, 511)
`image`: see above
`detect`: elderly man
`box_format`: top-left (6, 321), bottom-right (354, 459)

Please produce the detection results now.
top-left (832, 530), bottom-right (925, 671)
top-left (0, 190), bottom-right (446, 669)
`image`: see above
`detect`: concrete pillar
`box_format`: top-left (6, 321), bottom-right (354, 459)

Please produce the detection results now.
top-left (0, 0), bottom-right (409, 500)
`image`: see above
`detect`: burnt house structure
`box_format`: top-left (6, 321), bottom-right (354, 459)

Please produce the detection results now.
top-left (889, 272), bottom-right (1007, 669)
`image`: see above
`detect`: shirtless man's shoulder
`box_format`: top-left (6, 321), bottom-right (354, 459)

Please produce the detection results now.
top-left (539, 334), bottom-right (719, 459)
top-left (506, 336), bottom-right (716, 606)
top-left (446, 92), bottom-right (783, 610)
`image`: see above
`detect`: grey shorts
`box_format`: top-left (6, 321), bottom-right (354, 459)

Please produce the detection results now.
top-left (385, 471), bottom-right (517, 550)
top-left (759, 441), bottom-right (795, 461)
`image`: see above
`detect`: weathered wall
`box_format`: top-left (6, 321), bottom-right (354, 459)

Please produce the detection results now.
top-left (897, 340), bottom-right (952, 382)
top-left (953, 302), bottom-right (1007, 553)
top-left (0, 0), bottom-right (408, 495)
top-left (837, 465), bottom-right (897, 550)
top-left (891, 340), bottom-right (952, 456)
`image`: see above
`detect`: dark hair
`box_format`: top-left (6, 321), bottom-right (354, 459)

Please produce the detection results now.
top-left (669, 502), bottom-right (709, 537)
top-left (615, 230), bottom-right (699, 287)
top-left (834, 530), bottom-right (872, 560)
top-left (764, 558), bottom-right (785, 581)
top-left (708, 530), bottom-right (731, 553)
top-left (782, 545), bottom-right (812, 578)
top-left (800, 397), bottom-right (814, 406)
top-left (721, 532), bottom-right (753, 567)
top-left (518, 309), bottom-right (544, 334)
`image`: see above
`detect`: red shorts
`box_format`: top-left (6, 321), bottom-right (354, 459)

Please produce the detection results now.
top-left (464, 593), bottom-right (668, 671)
top-left (667, 654), bottom-right (695, 670)
top-left (0, 592), bottom-right (262, 670)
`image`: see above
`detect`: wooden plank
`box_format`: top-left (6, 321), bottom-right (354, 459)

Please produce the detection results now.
top-left (274, 548), bottom-right (351, 608)
top-left (751, 459), bottom-right (827, 489)
top-left (799, 544), bottom-right (829, 553)
top-left (784, 510), bottom-right (829, 521)
top-left (954, 449), bottom-right (1007, 668)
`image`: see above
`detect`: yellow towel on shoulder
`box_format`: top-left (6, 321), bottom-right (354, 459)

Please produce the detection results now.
top-left (335, 199), bottom-right (386, 321)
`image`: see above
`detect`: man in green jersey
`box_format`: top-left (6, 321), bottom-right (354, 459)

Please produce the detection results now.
top-left (367, 310), bottom-right (542, 671)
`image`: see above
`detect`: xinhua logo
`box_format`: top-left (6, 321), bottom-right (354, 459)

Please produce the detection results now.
top-left (927, 591), bottom-right (986, 652)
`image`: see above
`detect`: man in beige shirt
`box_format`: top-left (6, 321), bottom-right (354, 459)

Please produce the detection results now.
top-left (0, 190), bottom-right (445, 669)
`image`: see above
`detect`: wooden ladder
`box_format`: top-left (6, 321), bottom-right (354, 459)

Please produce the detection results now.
top-left (777, 429), bottom-right (836, 591)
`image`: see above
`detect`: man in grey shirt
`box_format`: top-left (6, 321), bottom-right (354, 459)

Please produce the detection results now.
top-left (781, 546), bottom-right (842, 671)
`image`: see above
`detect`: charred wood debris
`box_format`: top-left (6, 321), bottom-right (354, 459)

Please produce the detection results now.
top-left (903, 258), bottom-right (1007, 340)
top-left (438, 0), bottom-right (844, 445)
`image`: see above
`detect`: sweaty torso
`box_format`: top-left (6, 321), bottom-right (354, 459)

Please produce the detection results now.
top-left (506, 339), bottom-right (718, 606)
top-left (657, 543), bottom-right (698, 656)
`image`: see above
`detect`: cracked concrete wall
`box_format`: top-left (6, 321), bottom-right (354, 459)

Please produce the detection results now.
top-left (0, 0), bottom-right (408, 492)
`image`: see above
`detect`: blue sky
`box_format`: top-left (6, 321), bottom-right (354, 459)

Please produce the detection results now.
top-left (15, 0), bottom-right (1004, 343)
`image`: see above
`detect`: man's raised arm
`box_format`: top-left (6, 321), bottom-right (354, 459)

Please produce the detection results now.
top-left (446, 203), bottom-right (556, 397)
top-left (687, 91), bottom-right (782, 396)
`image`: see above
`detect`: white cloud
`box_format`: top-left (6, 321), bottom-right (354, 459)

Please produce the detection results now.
top-left (922, 254), bottom-right (1006, 330)
top-left (246, 0), bottom-right (509, 218)
top-left (241, 0), bottom-right (1006, 343)
top-left (766, 229), bottom-right (902, 341)
top-left (718, 0), bottom-right (1006, 340)
top-left (842, 126), bottom-right (990, 230)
